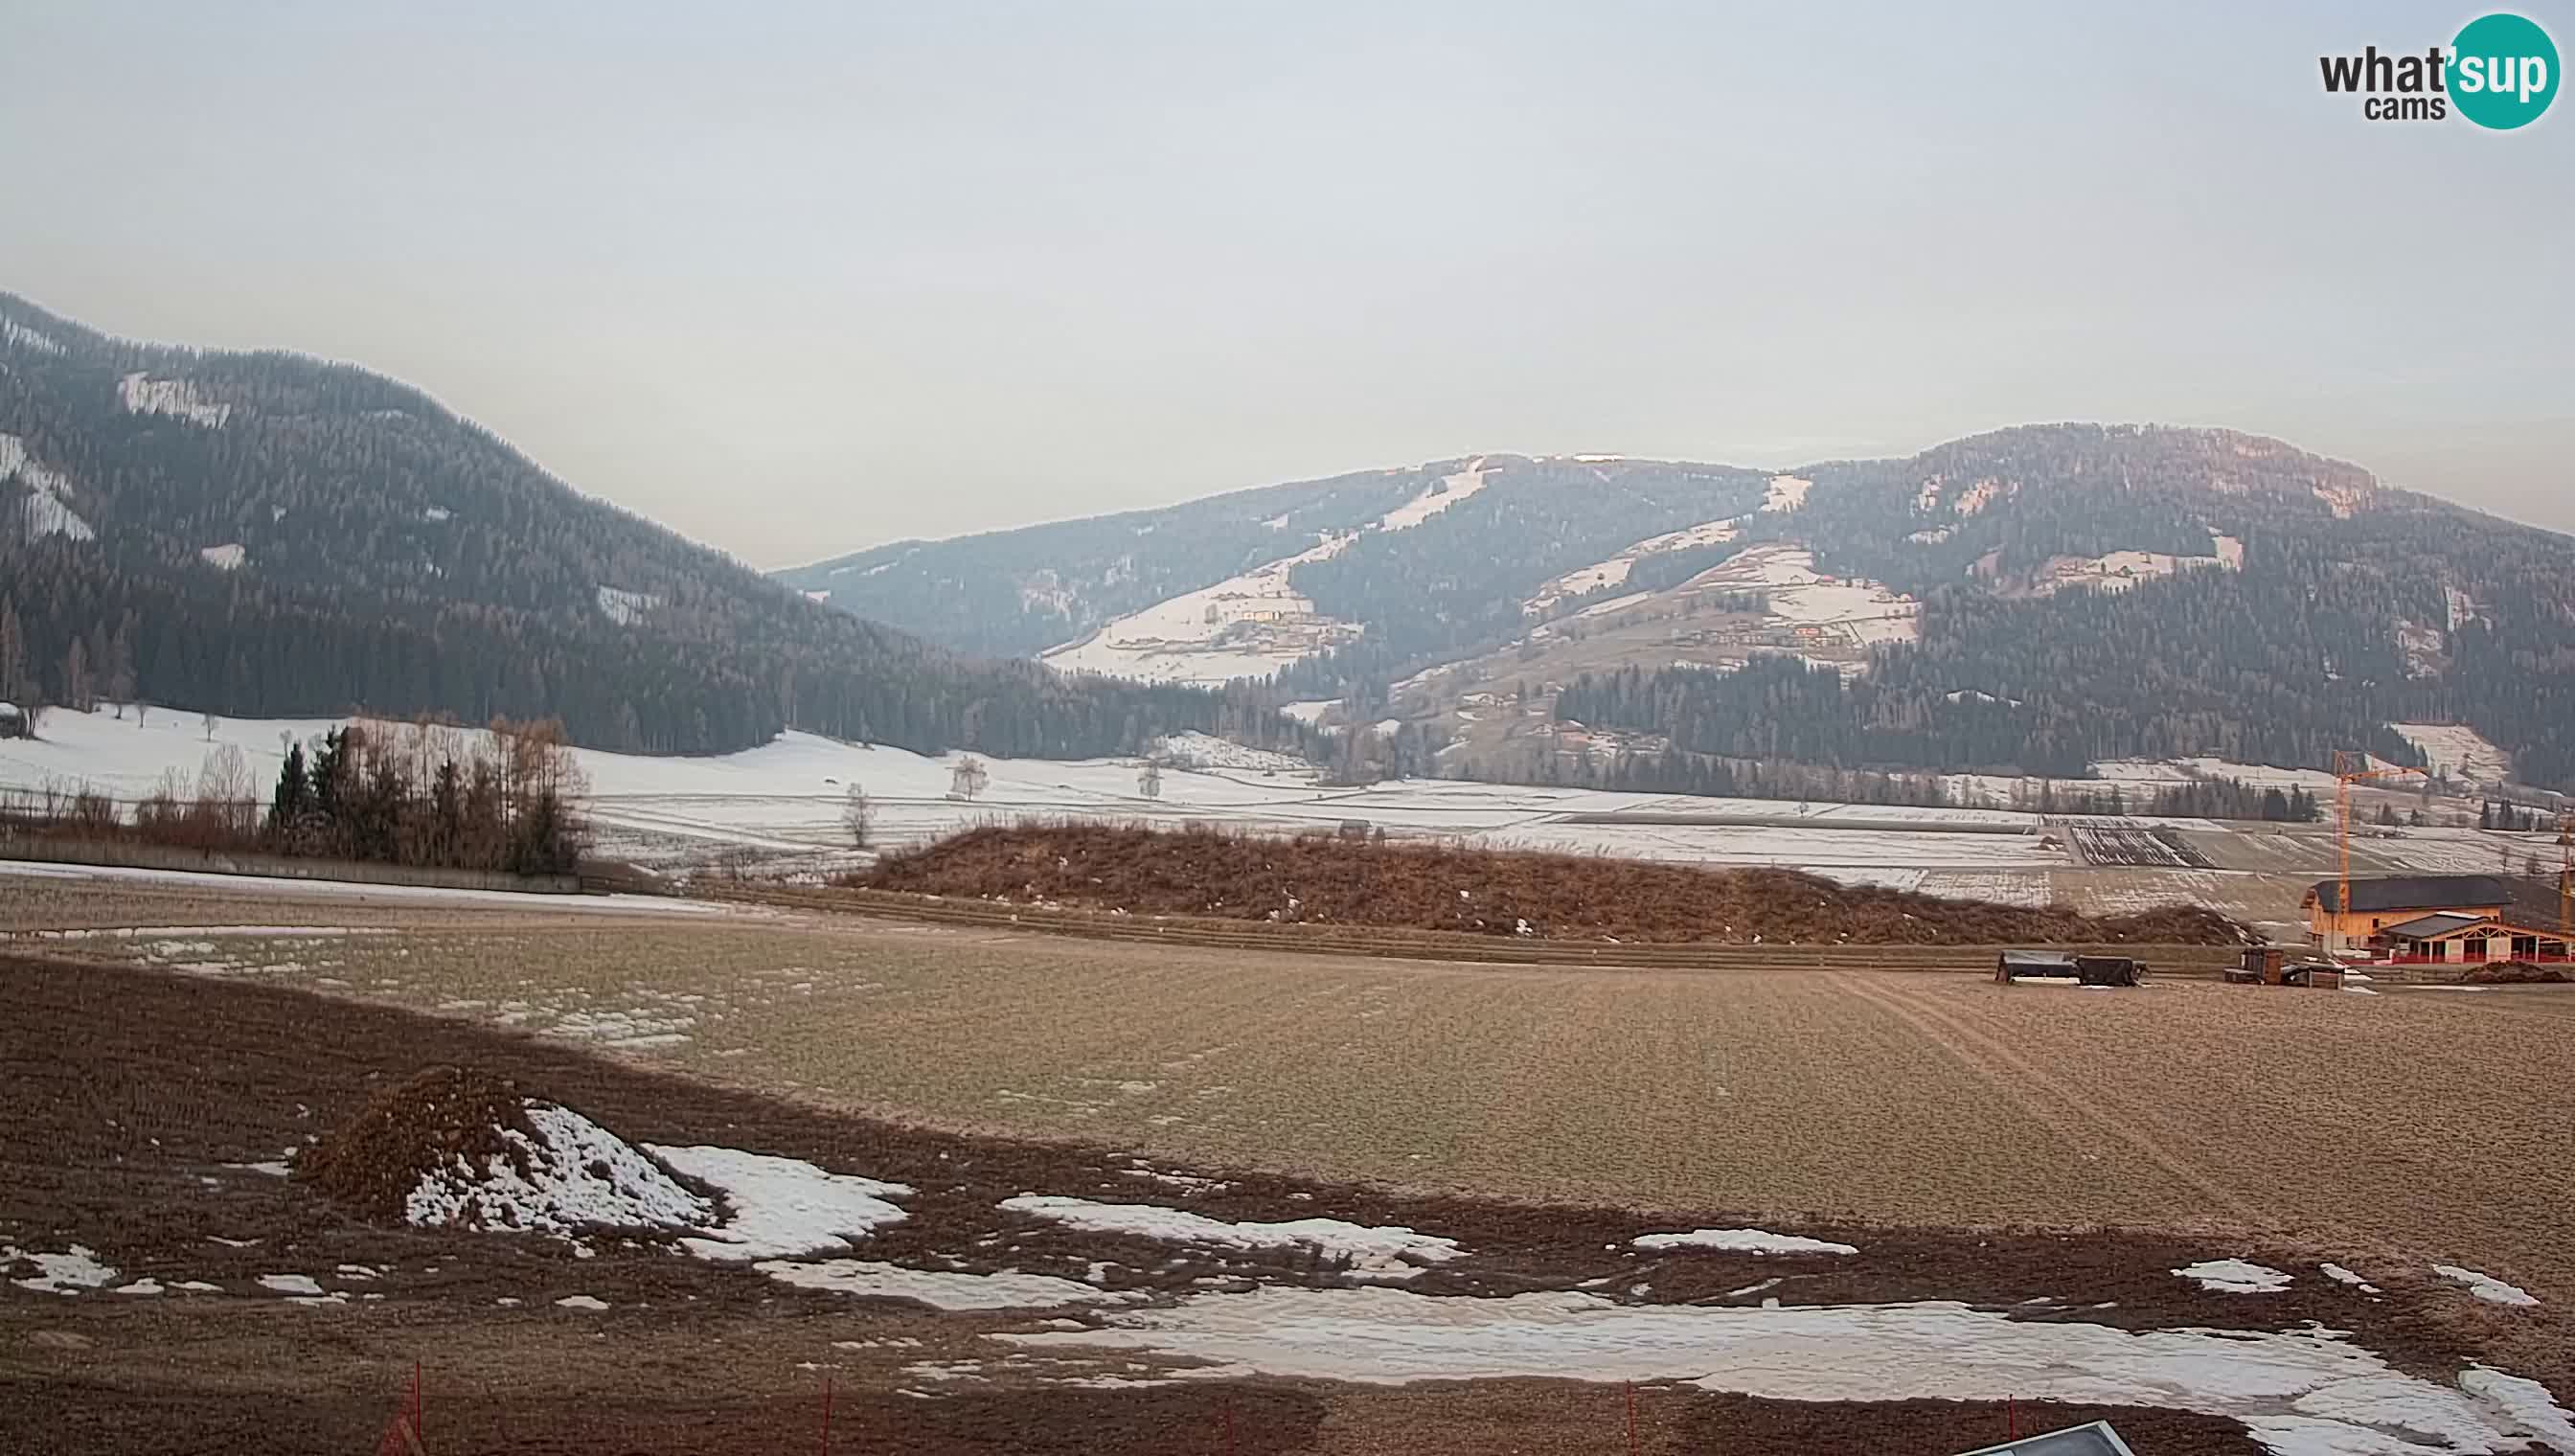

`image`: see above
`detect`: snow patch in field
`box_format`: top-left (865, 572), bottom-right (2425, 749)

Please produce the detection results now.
top-left (2434, 1265), bottom-right (2539, 1307)
top-left (119, 372), bottom-right (232, 427)
top-left (257, 1274), bottom-right (325, 1296)
top-left (4, 1244), bottom-right (119, 1295)
top-left (998, 1195), bottom-right (1462, 1280)
top-left (1154, 732), bottom-right (1312, 775)
top-left (647, 1144), bottom-right (912, 1262)
top-left (998, 1286), bottom-right (2574, 1452)
top-left (2388, 723), bottom-right (2509, 785)
top-left (556, 1294), bottom-right (609, 1310)
top-left (406, 1103), bottom-right (714, 1238)
top-left (2039, 547), bottom-right (2233, 596)
top-left (199, 543), bottom-right (247, 571)
top-left (1759, 475), bottom-right (1811, 513)
top-left (1040, 530), bottom-right (1361, 688)
top-left (1524, 517), bottom-right (1743, 614)
top-left (2174, 1259), bottom-right (2291, 1293)
top-left (2461, 1368), bottom-right (2575, 1451)
top-left (753, 1258), bottom-right (1116, 1311)
top-left (1378, 460), bottom-right (1490, 532)
top-left (1633, 1229), bottom-right (1858, 1257)
top-left (2320, 1263), bottom-right (2381, 1294)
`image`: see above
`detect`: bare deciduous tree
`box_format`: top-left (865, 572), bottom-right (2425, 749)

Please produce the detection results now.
top-left (842, 784), bottom-right (873, 849)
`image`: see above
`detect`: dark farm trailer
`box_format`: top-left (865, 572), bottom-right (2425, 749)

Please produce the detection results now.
top-left (1996, 951), bottom-right (2146, 987)
top-left (1995, 950), bottom-right (2078, 983)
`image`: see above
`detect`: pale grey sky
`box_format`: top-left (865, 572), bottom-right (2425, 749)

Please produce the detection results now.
top-left (4, 1), bottom-right (2568, 565)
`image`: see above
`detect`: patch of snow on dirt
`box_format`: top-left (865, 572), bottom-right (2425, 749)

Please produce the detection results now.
top-left (406, 1103), bottom-right (714, 1239)
top-left (1378, 460), bottom-right (1491, 532)
top-left (256, 1274), bottom-right (325, 1296)
top-left (753, 1258), bottom-right (1118, 1311)
top-left (997, 1286), bottom-right (2571, 1452)
top-left (198, 543), bottom-right (247, 571)
top-left (2320, 1263), bottom-right (2381, 1294)
top-left (4, 1244), bottom-right (119, 1295)
top-left (1633, 1229), bottom-right (1857, 1257)
top-left (999, 1195), bottom-right (1462, 1280)
top-left (2460, 1368), bottom-right (2575, 1452)
top-left (2174, 1259), bottom-right (2292, 1293)
top-left (2434, 1265), bottom-right (2539, 1307)
top-left (555, 1294), bottom-right (609, 1310)
top-left (648, 1144), bottom-right (912, 1262)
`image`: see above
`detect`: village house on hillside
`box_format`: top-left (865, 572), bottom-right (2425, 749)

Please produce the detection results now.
top-left (2303, 873), bottom-right (2569, 961)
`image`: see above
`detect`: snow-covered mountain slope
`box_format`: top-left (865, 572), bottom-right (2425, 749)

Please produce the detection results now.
top-left (781, 424), bottom-right (2575, 789)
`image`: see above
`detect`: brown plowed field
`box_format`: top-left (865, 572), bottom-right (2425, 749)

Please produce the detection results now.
top-left (6, 870), bottom-right (2572, 1452)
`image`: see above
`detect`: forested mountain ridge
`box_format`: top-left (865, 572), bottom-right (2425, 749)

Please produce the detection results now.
top-left (0, 292), bottom-right (1249, 758)
top-left (783, 423), bottom-right (2575, 790)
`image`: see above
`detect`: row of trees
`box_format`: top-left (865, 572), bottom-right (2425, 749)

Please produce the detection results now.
top-left (1, 716), bottom-right (590, 876)
top-left (262, 718), bottom-right (587, 874)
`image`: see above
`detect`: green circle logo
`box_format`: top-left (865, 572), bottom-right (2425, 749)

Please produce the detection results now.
top-left (2452, 12), bottom-right (2559, 128)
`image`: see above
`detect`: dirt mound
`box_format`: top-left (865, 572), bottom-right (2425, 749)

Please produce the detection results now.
top-left (298, 1066), bottom-right (713, 1236)
top-left (2456, 961), bottom-right (2573, 985)
top-left (857, 824), bottom-right (2247, 945)
top-left (298, 1066), bottom-right (534, 1222)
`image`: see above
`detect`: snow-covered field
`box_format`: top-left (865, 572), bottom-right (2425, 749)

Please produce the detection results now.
top-left (11, 703), bottom-right (2518, 915)
top-left (2390, 723), bottom-right (2511, 785)
top-left (1523, 516), bottom-right (1743, 614)
top-left (6, 705), bottom-right (2075, 885)
top-left (1693, 544), bottom-right (1920, 649)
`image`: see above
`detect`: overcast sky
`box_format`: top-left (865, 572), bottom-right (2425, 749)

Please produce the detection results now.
top-left (4, 1), bottom-right (2569, 566)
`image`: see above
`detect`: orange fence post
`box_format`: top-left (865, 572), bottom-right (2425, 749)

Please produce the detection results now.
top-left (822, 1372), bottom-right (834, 1456)
top-left (1627, 1381), bottom-right (1640, 1454)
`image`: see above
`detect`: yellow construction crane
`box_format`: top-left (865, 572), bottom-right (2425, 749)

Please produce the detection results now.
top-left (2559, 813), bottom-right (2572, 948)
top-left (2332, 749), bottom-right (2429, 949)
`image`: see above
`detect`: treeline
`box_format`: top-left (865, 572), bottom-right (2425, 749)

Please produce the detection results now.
top-left (1453, 737), bottom-right (2324, 822)
top-left (265, 719), bottom-right (585, 874)
top-left (2482, 801), bottom-right (2562, 832)
top-left (1, 717), bottom-right (590, 876)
